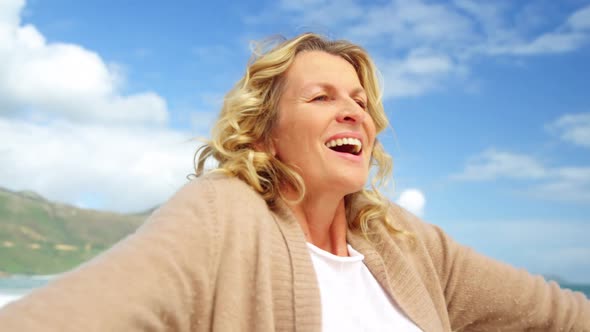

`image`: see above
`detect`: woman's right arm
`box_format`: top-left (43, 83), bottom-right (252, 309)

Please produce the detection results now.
top-left (0, 178), bottom-right (220, 331)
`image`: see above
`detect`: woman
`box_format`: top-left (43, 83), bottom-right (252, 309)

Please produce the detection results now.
top-left (0, 33), bottom-right (588, 331)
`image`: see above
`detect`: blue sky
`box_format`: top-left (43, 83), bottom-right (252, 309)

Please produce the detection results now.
top-left (1, 0), bottom-right (589, 282)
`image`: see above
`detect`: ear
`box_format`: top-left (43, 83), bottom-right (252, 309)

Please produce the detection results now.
top-left (253, 139), bottom-right (277, 157)
top-left (269, 138), bottom-right (277, 157)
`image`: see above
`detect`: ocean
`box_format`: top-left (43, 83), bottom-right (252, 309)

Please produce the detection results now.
top-left (562, 284), bottom-right (590, 298)
top-left (1, 275), bottom-right (589, 309)
top-left (0, 275), bottom-right (56, 308)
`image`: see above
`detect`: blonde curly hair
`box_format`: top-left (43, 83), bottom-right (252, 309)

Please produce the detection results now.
top-left (195, 32), bottom-right (402, 237)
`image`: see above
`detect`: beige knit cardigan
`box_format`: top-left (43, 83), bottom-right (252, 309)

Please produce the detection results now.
top-left (0, 174), bottom-right (588, 331)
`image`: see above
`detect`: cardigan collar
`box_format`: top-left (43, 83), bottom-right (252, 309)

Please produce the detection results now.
top-left (272, 195), bottom-right (444, 332)
top-left (272, 198), bottom-right (322, 332)
top-left (347, 226), bottom-right (444, 332)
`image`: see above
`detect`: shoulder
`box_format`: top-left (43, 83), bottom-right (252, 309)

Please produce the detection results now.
top-left (148, 172), bottom-right (273, 237)
top-left (139, 173), bottom-right (269, 236)
top-left (384, 201), bottom-right (447, 245)
top-left (178, 172), bottom-right (261, 198)
top-left (357, 199), bottom-right (454, 269)
top-left (135, 172), bottom-right (273, 261)
top-left (160, 172), bottom-right (268, 215)
top-left (389, 203), bottom-right (467, 268)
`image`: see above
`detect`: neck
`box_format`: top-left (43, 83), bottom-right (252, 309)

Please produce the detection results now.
top-left (284, 188), bottom-right (349, 256)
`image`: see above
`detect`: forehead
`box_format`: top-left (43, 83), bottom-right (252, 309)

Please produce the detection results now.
top-left (282, 51), bottom-right (363, 92)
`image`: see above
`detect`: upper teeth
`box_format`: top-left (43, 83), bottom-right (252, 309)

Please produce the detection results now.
top-left (325, 137), bottom-right (362, 153)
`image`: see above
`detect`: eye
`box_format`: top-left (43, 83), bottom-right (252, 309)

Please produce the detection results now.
top-left (311, 95), bottom-right (329, 102)
top-left (355, 99), bottom-right (367, 110)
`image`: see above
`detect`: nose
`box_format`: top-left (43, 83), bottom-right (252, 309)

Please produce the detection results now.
top-left (336, 100), bottom-right (366, 124)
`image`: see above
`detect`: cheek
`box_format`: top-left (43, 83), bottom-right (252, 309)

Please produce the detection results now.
top-left (367, 117), bottom-right (377, 137)
top-left (274, 130), bottom-right (318, 167)
top-left (273, 125), bottom-right (304, 160)
top-left (365, 119), bottom-right (377, 144)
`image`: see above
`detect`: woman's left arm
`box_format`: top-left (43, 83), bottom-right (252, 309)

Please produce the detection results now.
top-left (412, 215), bottom-right (590, 331)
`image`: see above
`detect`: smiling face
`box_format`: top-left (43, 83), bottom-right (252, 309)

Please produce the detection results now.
top-left (272, 51), bottom-right (376, 198)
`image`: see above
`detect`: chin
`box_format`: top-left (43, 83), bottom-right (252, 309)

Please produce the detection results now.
top-left (347, 184), bottom-right (366, 196)
top-left (336, 177), bottom-right (369, 196)
top-left (305, 170), bottom-right (369, 197)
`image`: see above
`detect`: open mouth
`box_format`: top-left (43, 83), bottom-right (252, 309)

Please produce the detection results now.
top-left (325, 137), bottom-right (362, 156)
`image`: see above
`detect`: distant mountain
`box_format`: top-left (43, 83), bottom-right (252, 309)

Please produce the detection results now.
top-left (542, 274), bottom-right (568, 284)
top-left (0, 187), bottom-right (150, 275)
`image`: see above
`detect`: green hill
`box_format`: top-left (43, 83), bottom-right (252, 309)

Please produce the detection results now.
top-left (0, 187), bottom-right (148, 275)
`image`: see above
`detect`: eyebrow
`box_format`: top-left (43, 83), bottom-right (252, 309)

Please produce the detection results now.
top-left (301, 82), bottom-right (367, 97)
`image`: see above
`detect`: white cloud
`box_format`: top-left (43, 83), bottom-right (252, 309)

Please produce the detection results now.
top-left (348, 0), bottom-right (476, 50)
top-left (0, 0), bottom-right (23, 29)
top-left (452, 0), bottom-right (505, 30)
top-left (567, 4), bottom-right (590, 31)
top-left (0, 0), bottom-right (168, 125)
top-left (0, 1), bottom-right (208, 212)
top-left (246, 1), bottom-right (590, 99)
top-left (378, 50), bottom-right (459, 98)
top-left (485, 4), bottom-right (590, 55)
top-left (531, 167), bottom-right (590, 203)
top-left (453, 148), bottom-right (590, 203)
top-left (244, 0), bottom-right (363, 29)
top-left (451, 149), bottom-right (547, 181)
top-left (278, 0), bottom-right (363, 27)
top-left (547, 112), bottom-right (590, 148)
top-left (491, 31), bottom-right (587, 55)
top-left (554, 167), bottom-right (590, 182)
top-left (440, 219), bottom-right (590, 283)
top-left (396, 188), bottom-right (426, 217)
top-left (0, 118), bottom-right (197, 213)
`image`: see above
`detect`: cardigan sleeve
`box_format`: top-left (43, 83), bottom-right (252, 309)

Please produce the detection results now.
top-left (0, 178), bottom-right (220, 331)
top-left (418, 219), bottom-right (590, 331)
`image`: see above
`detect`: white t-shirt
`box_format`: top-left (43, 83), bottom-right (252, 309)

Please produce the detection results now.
top-left (307, 242), bottom-right (423, 332)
